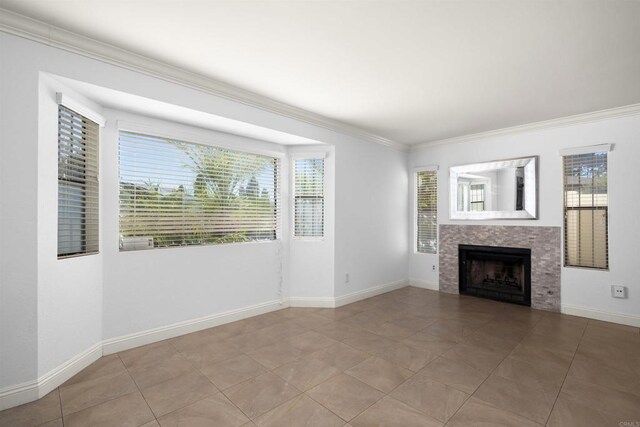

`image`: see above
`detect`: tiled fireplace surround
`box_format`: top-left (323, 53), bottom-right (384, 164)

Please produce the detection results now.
top-left (439, 224), bottom-right (562, 312)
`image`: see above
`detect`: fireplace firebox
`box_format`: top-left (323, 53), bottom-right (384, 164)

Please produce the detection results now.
top-left (459, 244), bottom-right (531, 306)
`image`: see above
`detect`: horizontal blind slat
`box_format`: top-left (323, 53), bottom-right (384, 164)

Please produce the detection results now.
top-left (119, 131), bottom-right (280, 250)
top-left (416, 170), bottom-right (437, 254)
top-left (563, 151), bottom-right (608, 269)
top-left (58, 105), bottom-right (99, 258)
top-left (293, 158), bottom-right (324, 237)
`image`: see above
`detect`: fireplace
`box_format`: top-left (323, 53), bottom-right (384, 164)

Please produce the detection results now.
top-left (459, 244), bottom-right (531, 306)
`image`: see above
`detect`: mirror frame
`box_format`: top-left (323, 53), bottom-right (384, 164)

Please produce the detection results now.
top-left (449, 156), bottom-right (537, 220)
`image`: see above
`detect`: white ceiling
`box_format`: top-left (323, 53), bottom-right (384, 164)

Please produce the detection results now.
top-left (2, 1), bottom-right (640, 145)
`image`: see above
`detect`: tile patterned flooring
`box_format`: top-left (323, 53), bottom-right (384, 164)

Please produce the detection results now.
top-left (2, 286), bottom-right (639, 426)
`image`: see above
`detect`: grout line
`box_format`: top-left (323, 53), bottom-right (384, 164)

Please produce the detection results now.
top-left (58, 365), bottom-right (148, 423)
top-left (56, 387), bottom-right (64, 427)
top-left (543, 319), bottom-right (588, 426)
top-left (15, 288), bottom-right (625, 427)
top-left (166, 336), bottom-right (256, 422)
top-left (115, 352), bottom-right (159, 425)
top-left (440, 314), bottom-right (525, 425)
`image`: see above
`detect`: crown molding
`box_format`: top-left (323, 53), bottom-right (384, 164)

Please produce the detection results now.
top-left (0, 8), bottom-right (408, 152)
top-left (411, 103), bottom-right (640, 152)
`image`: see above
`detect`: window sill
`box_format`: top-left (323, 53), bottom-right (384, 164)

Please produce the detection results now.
top-left (58, 251), bottom-right (100, 260)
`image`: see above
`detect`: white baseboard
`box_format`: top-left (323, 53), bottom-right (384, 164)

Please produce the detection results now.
top-left (561, 304), bottom-right (640, 327)
top-left (290, 279), bottom-right (410, 308)
top-left (288, 297), bottom-right (335, 308)
top-left (0, 280), bottom-right (410, 411)
top-left (0, 380), bottom-right (38, 412)
top-left (0, 343), bottom-right (102, 411)
top-left (102, 299), bottom-right (286, 355)
top-left (409, 278), bottom-right (439, 291)
top-left (334, 279), bottom-right (409, 307)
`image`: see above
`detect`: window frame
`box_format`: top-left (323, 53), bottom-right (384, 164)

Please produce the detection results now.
top-left (57, 104), bottom-right (101, 259)
top-left (116, 121), bottom-right (285, 251)
top-left (414, 166), bottom-right (439, 255)
top-left (291, 154), bottom-right (326, 240)
top-left (561, 145), bottom-right (611, 270)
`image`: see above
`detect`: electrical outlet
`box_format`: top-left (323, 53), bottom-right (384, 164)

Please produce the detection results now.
top-left (432, 265), bottom-right (436, 272)
top-left (345, 273), bottom-right (350, 284)
top-left (611, 285), bottom-right (627, 299)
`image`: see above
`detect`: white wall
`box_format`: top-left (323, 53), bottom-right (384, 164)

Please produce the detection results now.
top-left (0, 34), bottom-right (40, 390)
top-left (288, 146), bottom-right (336, 302)
top-left (334, 139), bottom-right (409, 298)
top-left (100, 110), bottom-right (289, 340)
top-left (409, 114), bottom-right (640, 322)
top-left (0, 32), bottom-right (409, 398)
top-left (37, 75), bottom-right (104, 378)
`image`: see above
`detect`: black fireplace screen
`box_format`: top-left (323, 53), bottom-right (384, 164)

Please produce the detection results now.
top-left (459, 245), bottom-right (531, 306)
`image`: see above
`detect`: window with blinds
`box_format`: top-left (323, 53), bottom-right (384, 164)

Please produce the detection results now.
top-left (416, 169), bottom-right (438, 254)
top-left (119, 131), bottom-right (280, 250)
top-left (563, 152), bottom-right (608, 269)
top-left (293, 158), bottom-right (324, 238)
top-left (58, 105), bottom-right (99, 258)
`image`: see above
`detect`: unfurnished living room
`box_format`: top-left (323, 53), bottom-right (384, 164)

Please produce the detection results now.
top-left (0, 1), bottom-right (639, 426)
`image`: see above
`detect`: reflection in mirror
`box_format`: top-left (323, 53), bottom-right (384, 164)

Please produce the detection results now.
top-left (450, 157), bottom-right (537, 220)
top-left (456, 166), bottom-right (525, 212)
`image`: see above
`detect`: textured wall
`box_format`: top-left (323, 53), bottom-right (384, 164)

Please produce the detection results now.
top-left (439, 225), bottom-right (561, 311)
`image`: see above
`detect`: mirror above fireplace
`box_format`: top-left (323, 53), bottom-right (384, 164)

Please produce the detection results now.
top-left (449, 156), bottom-right (537, 220)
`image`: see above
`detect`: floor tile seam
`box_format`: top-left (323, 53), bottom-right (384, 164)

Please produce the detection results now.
top-left (303, 382), bottom-right (385, 424)
top-left (203, 369), bottom-right (261, 423)
top-left (450, 336), bottom-right (516, 424)
top-left (270, 358), bottom-right (344, 392)
top-left (219, 378), bottom-right (303, 423)
top-left (444, 338), bottom-right (516, 363)
top-left (428, 348), bottom-right (507, 381)
top-left (319, 339), bottom-right (375, 360)
top-left (58, 362), bottom-right (132, 393)
top-left (456, 311), bottom-right (572, 424)
top-left (58, 356), bottom-right (129, 392)
top-left (153, 389), bottom-right (248, 425)
top-left (569, 378), bottom-right (640, 421)
top-left (387, 373), bottom-right (472, 424)
top-left (60, 389), bottom-right (148, 424)
top-left (121, 347), bottom-right (193, 375)
top-left (115, 353), bottom-right (159, 424)
top-left (59, 364), bottom-right (140, 416)
top-left (170, 338), bottom-right (249, 376)
top-left (122, 348), bottom-right (200, 391)
top-left (493, 351), bottom-right (571, 386)
top-left (342, 357), bottom-right (418, 394)
top-left (542, 317), bottom-right (588, 426)
top-left (56, 387), bottom-right (64, 427)
top-left (257, 391), bottom-right (343, 426)
top-left (465, 390), bottom-right (548, 426)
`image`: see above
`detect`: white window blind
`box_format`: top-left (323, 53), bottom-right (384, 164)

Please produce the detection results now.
top-left (563, 152), bottom-right (608, 269)
top-left (58, 105), bottom-right (99, 258)
top-left (416, 170), bottom-right (438, 253)
top-left (119, 131), bottom-right (280, 250)
top-left (294, 158), bottom-right (324, 237)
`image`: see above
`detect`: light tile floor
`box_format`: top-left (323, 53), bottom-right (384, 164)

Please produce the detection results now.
top-left (2, 286), bottom-right (639, 426)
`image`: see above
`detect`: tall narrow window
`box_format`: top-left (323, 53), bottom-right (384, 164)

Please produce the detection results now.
top-left (563, 151), bottom-right (608, 269)
top-left (119, 131), bottom-right (280, 250)
top-left (58, 105), bottom-right (99, 258)
top-left (293, 158), bottom-right (324, 237)
top-left (416, 169), bottom-right (438, 253)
